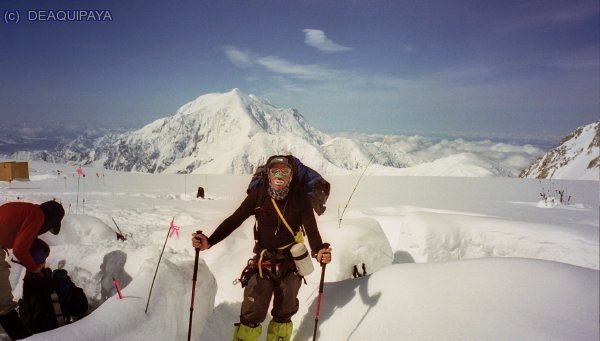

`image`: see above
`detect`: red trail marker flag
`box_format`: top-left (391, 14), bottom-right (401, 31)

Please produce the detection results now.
top-left (75, 166), bottom-right (85, 177)
top-left (113, 278), bottom-right (123, 299)
top-left (169, 217), bottom-right (180, 239)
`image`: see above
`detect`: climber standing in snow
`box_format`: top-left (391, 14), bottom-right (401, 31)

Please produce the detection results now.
top-left (192, 155), bottom-right (332, 341)
top-left (0, 200), bottom-right (65, 340)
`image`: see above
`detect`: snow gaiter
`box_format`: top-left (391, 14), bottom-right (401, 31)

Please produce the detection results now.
top-left (232, 322), bottom-right (262, 341)
top-left (266, 321), bottom-right (292, 341)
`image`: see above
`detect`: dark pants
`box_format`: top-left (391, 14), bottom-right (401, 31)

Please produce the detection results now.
top-left (0, 309), bottom-right (32, 340)
top-left (240, 272), bottom-right (302, 325)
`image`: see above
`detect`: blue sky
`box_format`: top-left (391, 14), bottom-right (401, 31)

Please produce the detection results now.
top-left (1, 0), bottom-right (598, 139)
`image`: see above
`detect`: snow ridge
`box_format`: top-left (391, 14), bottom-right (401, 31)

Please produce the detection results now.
top-left (520, 121), bottom-right (599, 180)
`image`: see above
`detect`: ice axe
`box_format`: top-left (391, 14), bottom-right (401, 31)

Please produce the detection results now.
top-left (188, 230), bottom-right (204, 341)
top-left (312, 243), bottom-right (330, 341)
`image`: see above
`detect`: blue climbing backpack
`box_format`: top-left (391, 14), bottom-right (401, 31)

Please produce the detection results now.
top-left (247, 155), bottom-right (330, 215)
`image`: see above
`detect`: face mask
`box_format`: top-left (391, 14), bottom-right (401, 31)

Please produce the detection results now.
top-left (270, 168), bottom-right (291, 187)
top-left (270, 167), bottom-right (291, 184)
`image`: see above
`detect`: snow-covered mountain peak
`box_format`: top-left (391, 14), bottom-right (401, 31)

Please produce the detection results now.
top-left (520, 121), bottom-right (599, 180)
top-left (166, 89), bottom-right (325, 144)
top-left (176, 88), bottom-right (251, 116)
top-left (48, 89), bottom-right (538, 177)
top-left (56, 89), bottom-right (335, 173)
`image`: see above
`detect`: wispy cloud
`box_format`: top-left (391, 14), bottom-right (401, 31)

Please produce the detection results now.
top-left (229, 48), bottom-right (416, 92)
top-left (223, 46), bottom-right (254, 67)
top-left (222, 45), bottom-right (418, 99)
top-left (255, 56), bottom-right (336, 80)
top-left (223, 45), bottom-right (345, 81)
top-left (503, 0), bottom-right (599, 31)
top-left (542, 45), bottom-right (600, 70)
top-left (401, 45), bottom-right (416, 53)
top-left (302, 29), bottom-right (352, 53)
top-left (535, 0), bottom-right (599, 24)
top-left (221, 45), bottom-right (417, 101)
top-left (343, 132), bottom-right (545, 169)
top-left (267, 76), bottom-right (312, 93)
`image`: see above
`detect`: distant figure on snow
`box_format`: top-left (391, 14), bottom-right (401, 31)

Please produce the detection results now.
top-left (196, 186), bottom-right (205, 199)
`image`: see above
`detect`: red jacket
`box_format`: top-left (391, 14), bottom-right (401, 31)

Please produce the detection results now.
top-left (0, 202), bottom-right (45, 271)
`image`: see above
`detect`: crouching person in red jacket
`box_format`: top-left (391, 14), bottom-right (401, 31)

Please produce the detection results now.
top-left (0, 200), bottom-right (65, 340)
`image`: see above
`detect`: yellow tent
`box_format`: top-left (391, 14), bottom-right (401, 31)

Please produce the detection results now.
top-left (0, 161), bottom-right (29, 181)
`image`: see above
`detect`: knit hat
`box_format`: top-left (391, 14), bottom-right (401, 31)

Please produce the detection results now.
top-left (30, 238), bottom-right (50, 265)
top-left (267, 156), bottom-right (291, 169)
top-left (39, 200), bottom-right (65, 235)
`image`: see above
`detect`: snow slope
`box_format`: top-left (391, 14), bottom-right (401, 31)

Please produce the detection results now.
top-left (1, 161), bottom-right (598, 340)
top-left (521, 121), bottom-right (599, 180)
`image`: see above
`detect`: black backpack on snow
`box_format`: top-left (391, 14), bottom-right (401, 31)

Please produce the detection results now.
top-left (51, 269), bottom-right (88, 319)
top-left (247, 155), bottom-right (330, 215)
top-left (18, 268), bottom-right (88, 333)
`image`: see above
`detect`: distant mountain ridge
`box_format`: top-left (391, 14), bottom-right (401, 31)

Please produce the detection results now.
top-left (5, 89), bottom-right (557, 177)
top-left (0, 126), bottom-right (116, 154)
top-left (520, 121), bottom-right (599, 180)
top-left (52, 89), bottom-right (413, 174)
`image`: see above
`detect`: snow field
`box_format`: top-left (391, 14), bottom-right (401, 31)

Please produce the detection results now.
top-left (1, 161), bottom-right (598, 340)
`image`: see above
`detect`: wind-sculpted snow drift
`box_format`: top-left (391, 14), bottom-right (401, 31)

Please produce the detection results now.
top-left (297, 258), bottom-right (598, 341)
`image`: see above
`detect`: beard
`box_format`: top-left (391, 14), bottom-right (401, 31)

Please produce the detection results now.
top-left (268, 183), bottom-right (290, 200)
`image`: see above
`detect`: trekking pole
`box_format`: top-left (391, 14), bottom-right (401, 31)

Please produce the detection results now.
top-left (312, 243), bottom-right (330, 341)
top-left (76, 173), bottom-right (80, 215)
top-left (145, 219), bottom-right (174, 314)
top-left (338, 136), bottom-right (387, 228)
top-left (112, 217), bottom-right (127, 241)
top-left (187, 230), bottom-right (203, 341)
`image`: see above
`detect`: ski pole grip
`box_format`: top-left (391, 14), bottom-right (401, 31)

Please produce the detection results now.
top-left (194, 230), bottom-right (204, 250)
top-left (318, 243), bottom-right (331, 265)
